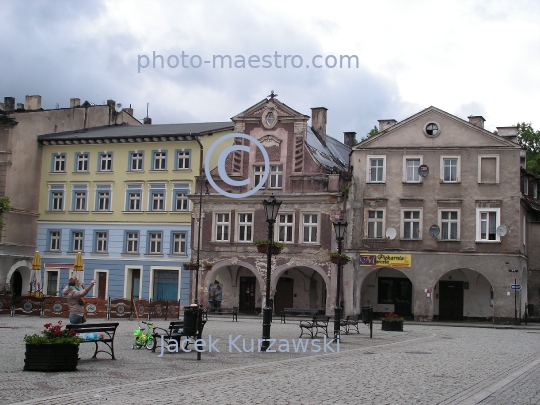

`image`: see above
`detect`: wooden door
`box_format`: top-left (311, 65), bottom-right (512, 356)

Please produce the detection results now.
top-left (131, 269), bottom-right (140, 300)
top-left (274, 277), bottom-right (294, 314)
top-left (439, 281), bottom-right (464, 321)
top-left (97, 272), bottom-right (107, 299)
top-left (239, 277), bottom-right (256, 313)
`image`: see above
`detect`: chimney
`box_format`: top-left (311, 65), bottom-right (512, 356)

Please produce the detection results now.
top-left (378, 119), bottom-right (397, 132)
top-left (124, 107), bottom-right (133, 116)
top-left (4, 97), bottom-right (15, 112)
top-left (343, 132), bottom-right (356, 147)
top-left (25, 95), bottom-right (41, 110)
top-left (311, 107), bottom-right (327, 143)
top-left (16, 103), bottom-right (24, 110)
top-left (468, 115), bottom-right (485, 129)
top-left (496, 126), bottom-right (518, 143)
top-left (143, 117), bottom-right (152, 125)
top-left (70, 98), bottom-right (80, 108)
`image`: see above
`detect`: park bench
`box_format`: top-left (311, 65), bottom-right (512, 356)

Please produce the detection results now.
top-left (152, 319), bottom-right (207, 360)
top-left (340, 314), bottom-right (362, 335)
top-left (299, 315), bottom-right (330, 338)
top-left (66, 322), bottom-right (119, 359)
top-left (280, 308), bottom-right (319, 323)
top-left (203, 306), bottom-right (238, 321)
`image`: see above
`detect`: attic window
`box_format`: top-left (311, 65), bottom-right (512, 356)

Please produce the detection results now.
top-left (424, 122), bottom-right (441, 138)
top-left (262, 109), bottom-right (278, 129)
top-left (266, 112), bottom-right (276, 127)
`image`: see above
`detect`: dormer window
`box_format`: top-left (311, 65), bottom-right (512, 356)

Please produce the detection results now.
top-left (266, 112), bottom-right (276, 127)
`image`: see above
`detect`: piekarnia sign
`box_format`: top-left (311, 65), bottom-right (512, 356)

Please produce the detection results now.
top-left (157, 335), bottom-right (339, 356)
top-left (359, 253), bottom-right (412, 267)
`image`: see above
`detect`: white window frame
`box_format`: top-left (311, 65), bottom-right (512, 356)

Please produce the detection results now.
top-left (49, 231), bottom-right (61, 251)
top-left (149, 266), bottom-right (181, 300)
top-left (214, 213), bottom-right (230, 242)
top-left (175, 150), bottom-right (191, 170)
top-left (172, 232), bottom-right (187, 255)
top-left (126, 185), bottom-right (142, 212)
top-left (253, 165), bottom-right (266, 188)
top-left (366, 155), bottom-right (386, 183)
top-left (440, 156), bottom-right (461, 183)
top-left (92, 269), bottom-right (109, 299)
top-left (44, 270), bottom-right (60, 296)
top-left (95, 231), bottom-right (108, 253)
top-left (152, 150), bottom-right (167, 171)
top-left (477, 155), bottom-right (499, 184)
top-left (236, 212), bottom-right (253, 243)
top-left (438, 209), bottom-right (460, 241)
top-left (365, 209), bottom-right (385, 239)
top-left (174, 192), bottom-right (189, 211)
top-left (301, 213), bottom-right (319, 244)
top-left (148, 232), bottom-right (162, 254)
top-left (74, 190), bottom-right (87, 211)
top-left (130, 151), bottom-right (144, 171)
top-left (269, 165), bottom-right (283, 189)
top-left (124, 266), bottom-right (143, 301)
top-left (475, 208), bottom-right (501, 242)
top-left (125, 232), bottom-right (139, 253)
top-left (403, 156), bottom-right (423, 183)
top-left (53, 153), bottom-right (66, 173)
top-left (72, 231), bottom-right (84, 252)
top-left (401, 209), bottom-right (423, 240)
top-left (75, 153), bottom-right (89, 172)
top-left (99, 152), bottom-right (113, 172)
top-left (277, 212), bottom-right (294, 244)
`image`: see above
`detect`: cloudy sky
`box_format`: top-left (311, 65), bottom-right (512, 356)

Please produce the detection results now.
top-left (1, 0), bottom-right (539, 140)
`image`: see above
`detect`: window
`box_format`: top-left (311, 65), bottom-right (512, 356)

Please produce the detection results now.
top-left (175, 149), bottom-right (191, 170)
top-left (152, 150), bottom-right (167, 171)
top-left (125, 232), bottom-right (139, 253)
top-left (215, 213), bottom-right (230, 241)
top-left (98, 152), bottom-right (113, 172)
top-left (94, 231), bottom-right (108, 253)
top-left (48, 184), bottom-right (65, 211)
top-left (172, 232), bottom-right (187, 254)
top-left (129, 151), bottom-right (144, 171)
top-left (45, 270), bottom-right (59, 296)
top-left (302, 214), bottom-right (318, 243)
top-left (237, 213), bottom-right (253, 242)
top-left (534, 182), bottom-right (538, 199)
top-left (441, 156), bottom-right (460, 183)
top-left (173, 184), bottom-right (190, 211)
top-left (277, 213), bottom-right (294, 243)
top-left (270, 165), bottom-right (283, 188)
top-left (52, 153), bottom-right (66, 173)
top-left (366, 210), bottom-right (384, 238)
top-left (149, 184), bottom-right (166, 211)
top-left (148, 232), bottom-right (162, 254)
top-left (524, 177), bottom-right (529, 195)
top-left (478, 155), bottom-right (499, 184)
top-left (402, 210), bottom-right (422, 239)
top-left (378, 277), bottom-right (412, 305)
top-left (71, 231), bottom-right (84, 252)
top-left (476, 208), bottom-right (500, 242)
top-left (367, 156), bottom-right (386, 183)
top-left (425, 123), bottom-right (440, 137)
top-left (403, 157), bottom-right (422, 183)
top-left (48, 230), bottom-right (61, 251)
top-left (253, 165), bottom-right (266, 188)
top-left (439, 210), bottom-right (459, 240)
top-left (75, 153), bottom-right (89, 172)
top-left (523, 216), bottom-right (526, 246)
top-left (126, 184), bottom-right (142, 211)
top-left (72, 184), bottom-right (88, 211)
top-left (95, 185), bottom-right (111, 211)
top-left (152, 269), bottom-right (179, 300)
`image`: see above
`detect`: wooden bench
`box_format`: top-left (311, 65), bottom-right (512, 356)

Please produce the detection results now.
top-left (152, 319), bottom-right (207, 360)
top-left (340, 314), bottom-right (362, 335)
top-left (299, 315), bottom-right (330, 338)
top-left (203, 307), bottom-right (238, 321)
top-left (281, 308), bottom-right (319, 323)
top-left (66, 322), bottom-right (119, 360)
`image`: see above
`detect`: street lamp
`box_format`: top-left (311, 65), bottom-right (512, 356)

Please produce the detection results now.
top-left (261, 194), bottom-right (282, 352)
top-left (193, 174), bottom-right (209, 305)
top-left (333, 219), bottom-right (348, 342)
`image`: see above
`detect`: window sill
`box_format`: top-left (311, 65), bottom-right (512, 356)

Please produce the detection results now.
top-left (149, 170), bottom-right (169, 173)
top-left (122, 210), bottom-right (143, 213)
top-left (475, 240), bottom-right (501, 243)
top-left (478, 182), bottom-right (499, 185)
top-left (400, 238), bottom-right (422, 241)
top-left (91, 211), bottom-right (113, 214)
top-left (67, 251), bottom-right (85, 254)
top-left (173, 169), bottom-right (192, 172)
top-left (44, 250), bottom-right (61, 254)
top-left (402, 182), bottom-right (422, 185)
top-left (96, 171), bottom-right (114, 174)
top-left (69, 210), bottom-right (89, 213)
top-left (366, 182), bottom-right (386, 185)
top-left (90, 252), bottom-right (109, 255)
top-left (45, 210), bottom-right (66, 213)
top-left (363, 238), bottom-right (386, 243)
top-left (144, 253), bottom-right (164, 257)
top-left (72, 171), bottom-right (89, 174)
top-left (145, 211), bottom-right (168, 214)
top-left (127, 170), bottom-right (145, 173)
top-left (169, 253), bottom-right (188, 257)
top-left (49, 172), bottom-right (67, 175)
top-left (437, 240), bottom-right (461, 243)
top-left (122, 253), bottom-right (140, 256)
top-left (439, 181), bottom-right (461, 184)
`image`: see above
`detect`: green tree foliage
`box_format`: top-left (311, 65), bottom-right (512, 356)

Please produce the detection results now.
top-left (517, 123), bottom-right (540, 175)
top-left (359, 125), bottom-right (379, 142)
top-left (0, 197), bottom-right (10, 229)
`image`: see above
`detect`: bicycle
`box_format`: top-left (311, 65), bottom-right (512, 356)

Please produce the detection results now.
top-left (132, 321), bottom-right (155, 350)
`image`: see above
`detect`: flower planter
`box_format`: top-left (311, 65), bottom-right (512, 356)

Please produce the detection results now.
top-left (381, 320), bottom-right (403, 332)
top-left (24, 343), bottom-right (79, 372)
top-left (330, 257), bottom-right (350, 265)
top-left (204, 265), bottom-right (212, 271)
top-left (256, 244), bottom-right (282, 255)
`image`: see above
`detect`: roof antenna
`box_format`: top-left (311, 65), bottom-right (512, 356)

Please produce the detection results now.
top-left (143, 102), bottom-right (152, 125)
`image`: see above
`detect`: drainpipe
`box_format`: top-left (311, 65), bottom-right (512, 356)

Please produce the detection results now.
top-left (194, 136), bottom-right (204, 305)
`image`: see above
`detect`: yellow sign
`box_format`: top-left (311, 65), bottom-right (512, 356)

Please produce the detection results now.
top-left (359, 253), bottom-right (411, 267)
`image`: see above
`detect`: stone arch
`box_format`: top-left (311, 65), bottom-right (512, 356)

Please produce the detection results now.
top-left (6, 260), bottom-right (32, 295)
top-left (203, 259), bottom-right (265, 290)
top-left (272, 262), bottom-right (330, 293)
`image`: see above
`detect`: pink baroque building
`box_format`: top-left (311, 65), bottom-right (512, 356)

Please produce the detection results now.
top-left (191, 94), bottom-right (353, 315)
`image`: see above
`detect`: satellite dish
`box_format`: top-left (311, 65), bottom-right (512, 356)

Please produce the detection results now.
top-left (115, 103), bottom-right (123, 113)
top-left (429, 224), bottom-right (440, 237)
top-left (418, 165), bottom-right (429, 177)
top-left (496, 225), bottom-right (507, 237)
top-left (386, 228), bottom-right (397, 240)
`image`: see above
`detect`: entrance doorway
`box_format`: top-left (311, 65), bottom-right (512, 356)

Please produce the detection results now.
top-left (11, 270), bottom-right (22, 296)
top-left (274, 277), bottom-right (294, 314)
top-left (239, 276), bottom-right (256, 313)
top-left (439, 281), bottom-right (464, 321)
top-left (97, 271), bottom-right (107, 299)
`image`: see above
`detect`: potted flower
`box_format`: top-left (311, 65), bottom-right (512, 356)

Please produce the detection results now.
top-left (253, 240), bottom-right (284, 254)
top-left (327, 252), bottom-right (351, 265)
top-left (381, 312), bottom-right (405, 331)
top-left (203, 262), bottom-right (213, 271)
top-left (184, 262), bottom-right (200, 271)
top-left (23, 320), bottom-right (81, 371)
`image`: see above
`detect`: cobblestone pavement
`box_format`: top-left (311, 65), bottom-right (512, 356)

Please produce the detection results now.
top-left (3, 315), bottom-right (540, 404)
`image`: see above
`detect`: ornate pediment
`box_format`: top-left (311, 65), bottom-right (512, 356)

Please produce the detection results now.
top-left (258, 134), bottom-right (281, 148)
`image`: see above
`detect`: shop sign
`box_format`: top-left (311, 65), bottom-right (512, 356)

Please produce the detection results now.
top-left (359, 253), bottom-right (412, 267)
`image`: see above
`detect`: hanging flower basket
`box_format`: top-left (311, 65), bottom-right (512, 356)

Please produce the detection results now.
top-left (204, 263), bottom-right (213, 271)
top-left (327, 252), bottom-right (350, 265)
top-left (184, 262), bottom-right (200, 271)
top-left (330, 257), bottom-right (350, 265)
top-left (254, 240), bottom-right (284, 255)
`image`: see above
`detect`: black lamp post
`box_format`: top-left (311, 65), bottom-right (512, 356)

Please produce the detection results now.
top-left (193, 174), bottom-right (209, 305)
top-left (261, 194), bottom-right (282, 352)
top-left (333, 219), bottom-right (348, 343)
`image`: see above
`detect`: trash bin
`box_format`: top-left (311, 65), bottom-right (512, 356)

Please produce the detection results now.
top-left (361, 306), bottom-right (372, 324)
top-left (528, 304), bottom-right (534, 317)
top-left (183, 305), bottom-right (199, 335)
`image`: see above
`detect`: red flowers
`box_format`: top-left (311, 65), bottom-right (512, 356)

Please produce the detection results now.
top-left (382, 312), bottom-right (405, 322)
